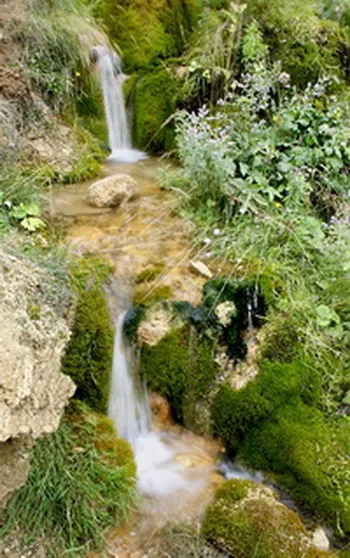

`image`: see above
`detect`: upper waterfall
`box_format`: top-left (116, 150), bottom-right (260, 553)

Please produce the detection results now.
top-left (91, 46), bottom-right (145, 163)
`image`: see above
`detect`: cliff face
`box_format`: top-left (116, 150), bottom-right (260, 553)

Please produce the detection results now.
top-left (0, 248), bottom-right (75, 510)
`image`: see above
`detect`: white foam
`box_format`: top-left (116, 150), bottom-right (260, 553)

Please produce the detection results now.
top-left (107, 148), bottom-right (147, 164)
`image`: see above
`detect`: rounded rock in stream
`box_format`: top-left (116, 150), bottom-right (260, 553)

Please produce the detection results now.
top-left (86, 173), bottom-right (140, 208)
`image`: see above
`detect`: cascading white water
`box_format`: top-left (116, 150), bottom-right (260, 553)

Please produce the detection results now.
top-left (109, 311), bottom-right (150, 448)
top-left (92, 46), bottom-right (145, 163)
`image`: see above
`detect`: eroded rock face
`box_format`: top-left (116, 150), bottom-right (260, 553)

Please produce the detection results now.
top-left (86, 174), bottom-right (140, 208)
top-left (0, 248), bottom-right (75, 508)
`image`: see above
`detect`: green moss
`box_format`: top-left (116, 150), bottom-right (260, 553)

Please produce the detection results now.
top-left (260, 314), bottom-right (299, 363)
top-left (212, 359), bottom-right (321, 451)
top-left (241, 403), bottom-right (350, 535)
top-left (98, 0), bottom-right (200, 72)
top-left (133, 284), bottom-right (173, 306)
top-left (69, 254), bottom-right (113, 292)
top-left (133, 69), bottom-right (178, 153)
top-left (140, 325), bottom-right (217, 423)
top-left (0, 401), bottom-right (136, 555)
top-left (202, 479), bottom-right (311, 557)
top-left (61, 288), bottom-right (114, 413)
top-left (124, 305), bottom-right (146, 341)
top-left (135, 263), bottom-right (165, 284)
top-left (246, 0), bottom-right (350, 86)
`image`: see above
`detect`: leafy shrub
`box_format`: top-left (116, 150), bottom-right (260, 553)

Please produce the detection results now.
top-left (0, 401), bottom-right (136, 555)
top-left (62, 287), bottom-right (114, 414)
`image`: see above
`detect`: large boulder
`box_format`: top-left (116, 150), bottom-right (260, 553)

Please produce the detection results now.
top-left (0, 248), bottom-right (75, 509)
top-left (86, 173), bottom-right (140, 208)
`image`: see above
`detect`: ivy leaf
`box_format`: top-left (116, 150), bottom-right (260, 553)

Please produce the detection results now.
top-left (10, 204), bottom-right (27, 220)
top-left (342, 391), bottom-right (350, 405)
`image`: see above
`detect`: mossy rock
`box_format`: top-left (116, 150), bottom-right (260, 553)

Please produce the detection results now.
top-left (202, 479), bottom-right (315, 557)
top-left (241, 403), bottom-right (350, 535)
top-left (98, 0), bottom-right (200, 72)
top-left (61, 287), bottom-right (114, 414)
top-left (212, 359), bottom-right (322, 452)
top-left (132, 69), bottom-right (178, 153)
top-left (259, 313), bottom-right (299, 363)
top-left (140, 324), bottom-right (217, 424)
top-left (202, 276), bottom-right (268, 360)
top-left (133, 283), bottom-right (173, 306)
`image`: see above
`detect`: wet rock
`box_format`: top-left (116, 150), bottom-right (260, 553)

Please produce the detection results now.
top-left (86, 174), bottom-right (140, 208)
top-left (215, 301), bottom-right (236, 326)
top-left (189, 260), bottom-right (213, 279)
top-left (312, 527), bottom-right (330, 551)
top-left (137, 304), bottom-right (182, 347)
top-left (149, 392), bottom-right (171, 424)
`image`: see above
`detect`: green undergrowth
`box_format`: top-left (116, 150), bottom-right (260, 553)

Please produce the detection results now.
top-left (62, 255), bottom-right (114, 413)
top-left (140, 324), bottom-right (217, 423)
top-left (133, 284), bottom-right (173, 306)
top-left (0, 401), bottom-right (136, 556)
top-left (202, 480), bottom-right (338, 557)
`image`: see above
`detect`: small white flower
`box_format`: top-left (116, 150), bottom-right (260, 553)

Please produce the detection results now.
top-left (213, 228), bottom-right (221, 236)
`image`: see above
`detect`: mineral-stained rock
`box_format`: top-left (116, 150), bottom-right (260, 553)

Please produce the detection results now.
top-left (0, 248), bottom-right (75, 509)
top-left (86, 174), bottom-right (140, 208)
top-left (149, 392), bottom-right (171, 424)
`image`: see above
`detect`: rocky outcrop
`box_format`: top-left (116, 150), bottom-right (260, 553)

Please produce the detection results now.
top-left (0, 248), bottom-right (75, 509)
top-left (86, 174), bottom-right (140, 208)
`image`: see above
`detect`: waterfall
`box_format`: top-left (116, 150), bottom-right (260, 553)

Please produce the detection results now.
top-left (91, 46), bottom-right (145, 163)
top-left (109, 311), bottom-right (150, 448)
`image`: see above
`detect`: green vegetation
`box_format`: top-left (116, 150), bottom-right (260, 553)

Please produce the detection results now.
top-left (202, 480), bottom-right (338, 557)
top-left (62, 255), bottom-right (114, 414)
top-left (140, 324), bottom-right (217, 424)
top-left (241, 404), bottom-right (350, 535)
top-left (98, 0), bottom-right (200, 72)
top-left (132, 69), bottom-right (178, 152)
top-left (133, 283), bottom-right (173, 306)
top-left (0, 401), bottom-right (136, 556)
top-left (135, 263), bottom-right (166, 283)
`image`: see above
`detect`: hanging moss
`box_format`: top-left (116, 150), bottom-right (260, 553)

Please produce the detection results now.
top-left (132, 69), bottom-right (178, 153)
top-left (98, 0), bottom-right (200, 72)
top-left (61, 288), bottom-right (114, 414)
top-left (140, 325), bottom-right (217, 423)
top-left (202, 276), bottom-right (268, 360)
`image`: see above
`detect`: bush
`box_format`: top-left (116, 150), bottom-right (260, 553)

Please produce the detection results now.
top-left (61, 287), bottom-right (114, 414)
top-left (241, 403), bottom-right (350, 535)
top-left (0, 402), bottom-right (136, 555)
top-left (202, 479), bottom-right (338, 557)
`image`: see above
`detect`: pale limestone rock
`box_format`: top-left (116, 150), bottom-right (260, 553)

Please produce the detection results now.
top-left (149, 392), bottom-right (171, 425)
top-left (189, 260), bottom-right (213, 279)
top-left (215, 301), bottom-right (237, 326)
top-left (137, 305), bottom-right (182, 347)
top-left (0, 248), bottom-right (75, 508)
top-left (312, 527), bottom-right (330, 551)
top-left (86, 174), bottom-right (140, 208)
